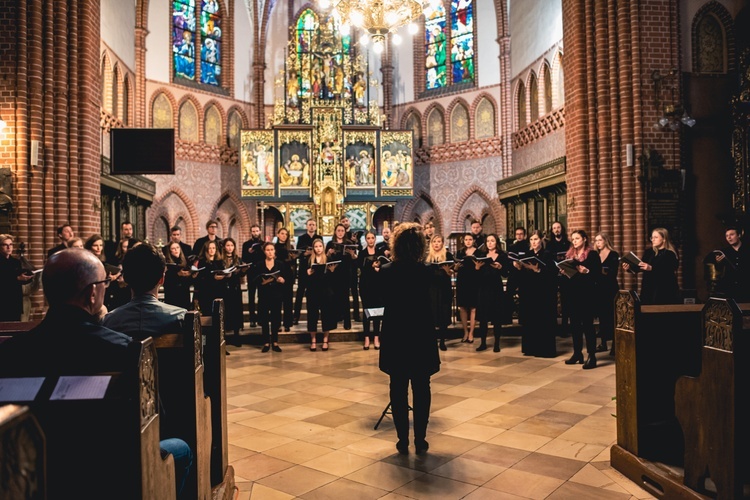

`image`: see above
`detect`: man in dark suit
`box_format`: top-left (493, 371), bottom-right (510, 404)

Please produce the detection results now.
top-left (192, 219), bottom-right (222, 257)
top-left (241, 223), bottom-right (263, 327)
top-left (47, 223), bottom-right (74, 258)
top-left (506, 227), bottom-right (529, 328)
top-left (470, 220), bottom-right (485, 250)
top-left (375, 226), bottom-right (391, 257)
top-left (546, 221), bottom-right (572, 337)
top-left (340, 215), bottom-right (362, 322)
top-left (163, 226), bottom-right (193, 259)
top-left (293, 219), bottom-right (320, 324)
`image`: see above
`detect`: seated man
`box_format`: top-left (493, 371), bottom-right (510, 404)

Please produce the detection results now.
top-left (0, 248), bottom-right (193, 498)
top-left (103, 242), bottom-right (186, 338)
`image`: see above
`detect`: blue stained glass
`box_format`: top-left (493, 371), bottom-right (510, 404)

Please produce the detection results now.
top-left (173, 27), bottom-right (196, 80)
top-left (173, 1), bottom-right (196, 31)
top-left (424, 3), bottom-right (446, 90)
top-left (450, 0), bottom-right (474, 83)
top-left (201, 12), bottom-right (222, 39)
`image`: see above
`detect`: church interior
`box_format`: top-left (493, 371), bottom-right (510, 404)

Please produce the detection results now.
top-left (2, 0), bottom-right (750, 498)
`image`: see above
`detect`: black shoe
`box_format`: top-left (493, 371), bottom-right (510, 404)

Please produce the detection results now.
top-left (250, 322), bottom-right (257, 328)
top-left (415, 440), bottom-right (429, 455)
top-left (284, 327), bottom-right (290, 332)
top-left (596, 343), bottom-right (608, 353)
top-left (293, 319), bottom-right (299, 325)
top-left (565, 353), bottom-right (584, 365)
top-left (344, 323), bottom-right (351, 330)
top-left (261, 345), bottom-right (270, 353)
top-left (583, 354), bottom-right (597, 369)
top-left (439, 340), bottom-right (447, 351)
top-left (363, 344), bottom-right (370, 350)
top-left (353, 315), bottom-right (362, 322)
top-left (476, 342), bottom-right (487, 352)
top-left (272, 345), bottom-right (282, 353)
top-left (493, 338), bottom-right (501, 352)
top-left (396, 440), bottom-right (409, 454)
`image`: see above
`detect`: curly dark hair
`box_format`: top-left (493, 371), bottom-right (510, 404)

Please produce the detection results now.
top-left (390, 222), bottom-right (425, 263)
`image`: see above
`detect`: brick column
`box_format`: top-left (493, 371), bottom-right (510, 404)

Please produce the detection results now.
top-left (381, 43), bottom-right (393, 129)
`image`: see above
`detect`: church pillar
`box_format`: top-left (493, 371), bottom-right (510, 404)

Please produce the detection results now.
top-left (381, 43), bottom-right (394, 129)
top-left (253, 61), bottom-right (266, 128)
top-left (134, 24), bottom-right (148, 128)
top-left (497, 34), bottom-right (511, 178)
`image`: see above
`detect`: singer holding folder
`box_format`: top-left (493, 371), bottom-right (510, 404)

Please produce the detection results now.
top-left (357, 231), bottom-right (384, 350)
top-left (254, 242), bottom-right (288, 353)
top-left (307, 238), bottom-right (339, 351)
top-left (622, 227), bottom-right (679, 305)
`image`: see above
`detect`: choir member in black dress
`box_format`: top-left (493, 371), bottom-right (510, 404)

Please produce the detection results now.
top-left (425, 234), bottom-right (453, 351)
top-left (340, 216), bottom-right (362, 322)
top-left (163, 226), bottom-right (193, 260)
top-left (455, 233), bottom-right (483, 343)
top-left (379, 222), bottom-right (440, 455)
top-left (375, 226), bottom-right (391, 257)
top-left (326, 224), bottom-right (356, 330)
top-left (709, 226), bottom-right (750, 302)
top-left (357, 231), bottom-right (384, 350)
top-left (623, 227), bottom-right (680, 305)
top-left (195, 240), bottom-right (226, 315)
top-left (274, 227), bottom-right (295, 332)
top-left (163, 241), bottom-right (195, 310)
top-left (294, 219), bottom-right (320, 324)
top-left (547, 221), bottom-right (572, 337)
top-left (107, 237), bottom-right (135, 310)
top-left (476, 234), bottom-right (511, 352)
top-left (221, 238), bottom-right (247, 343)
top-left (514, 230), bottom-right (557, 357)
top-left (506, 227), bottom-right (530, 325)
top-left (84, 234), bottom-right (122, 311)
top-left (254, 242), bottom-right (288, 353)
top-left (306, 238), bottom-right (339, 351)
top-left (241, 224), bottom-right (263, 327)
top-left (594, 232), bottom-right (619, 354)
top-left (0, 235), bottom-right (34, 321)
top-left (562, 230), bottom-right (602, 368)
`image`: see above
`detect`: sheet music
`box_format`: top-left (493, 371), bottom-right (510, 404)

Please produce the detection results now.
top-left (50, 375), bottom-right (111, 400)
top-left (0, 377), bottom-right (45, 402)
top-left (365, 307), bottom-right (385, 318)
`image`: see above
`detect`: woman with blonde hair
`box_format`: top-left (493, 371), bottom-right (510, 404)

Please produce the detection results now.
top-left (426, 233), bottom-right (454, 351)
top-left (594, 232), bottom-right (619, 354)
top-left (306, 237), bottom-right (339, 351)
top-left (623, 227), bottom-right (679, 305)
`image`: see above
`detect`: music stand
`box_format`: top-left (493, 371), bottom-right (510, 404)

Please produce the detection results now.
top-left (374, 401), bottom-right (412, 430)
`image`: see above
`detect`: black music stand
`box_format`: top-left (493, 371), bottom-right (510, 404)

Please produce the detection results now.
top-left (374, 401), bottom-right (412, 430)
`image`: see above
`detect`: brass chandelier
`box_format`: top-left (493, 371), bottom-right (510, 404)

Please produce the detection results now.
top-left (319, 0), bottom-right (434, 53)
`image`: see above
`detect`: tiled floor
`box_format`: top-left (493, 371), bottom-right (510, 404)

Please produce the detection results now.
top-left (225, 333), bottom-right (654, 499)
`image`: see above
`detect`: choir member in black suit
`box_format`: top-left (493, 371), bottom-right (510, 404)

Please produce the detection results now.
top-left (163, 226), bottom-right (193, 260)
top-left (340, 216), bottom-right (362, 322)
top-left (375, 226), bottom-right (391, 257)
top-left (241, 224), bottom-right (264, 327)
top-left (254, 242), bottom-right (288, 353)
top-left (379, 222), bottom-right (440, 455)
top-left (0, 235), bottom-right (34, 321)
top-left (506, 227), bottom-right (530, 326)
top-left (306, 238), bottom-right (339, 351)
top-left (294, 219), bottom-right (320, 324)
top-left (546, 221), bottom-right (572, 337)
top-left (192, 219), bottom-right (222, 257)
top-left (476, 234), bottom-right (511, 352)
top-left (274, 227), bottom-right (295, 332)
top-left (326, 224), bottom-right (356, 330)
top-left (562, 230), bottom-right (602, 369)
top-left (594, 232), bottom-right (619, 354)
top-left (423, 222), bottom-right (435, 245)
top-left (221, 238), bottom-right (247, 344)
top-left (47, 224), bottom-right (74, 258)
top-left (514, 230), bottom-right (557, 358)
top-left (710, 226), bottom-right (750, 302)
top-left (195, 240), bottom-right (226, 315)
top-left (469, 220), bottom-right (486, 250)
top-left (163, 241), bottom-right (195, 310)
top-left (357, 231), bottom-right (384, 350)
top-left (425, 234), bottom-right (453, 351)
top-left (623, 227), bottom-right (680, 305)
top-left (455, 233), bottom-right (483, 343)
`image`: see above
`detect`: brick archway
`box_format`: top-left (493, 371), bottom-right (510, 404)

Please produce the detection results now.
top-left (451, 185), bottom-right (504, 235)
top-left (400, 190), bottom-right (445, 235)
top-left (149, 187), bottom-right (200, 243)
top-left (209, 190), bottom-right (253, 242)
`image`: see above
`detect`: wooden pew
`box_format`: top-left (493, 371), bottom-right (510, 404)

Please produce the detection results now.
top-left (0, 404), bottom-right (45, 500)
top-left (200, 298), bottom-right (235, 497)
top-left (674, 298), bottom-right (750, 499)
top-left (610, 290), bottom-right (705, 499)
top-left (0, 339), bottom-right (176, 499)
top-left (155, 311), bottom-right (212, 500)
top-left (0, 320), bottom-right (40, 344)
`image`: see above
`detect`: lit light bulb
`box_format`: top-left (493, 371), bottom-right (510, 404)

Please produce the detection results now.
top-left (319, 0), bottom-right (330, 9)
top-left (350, 10), bottom-right (364, 27)
top-left (385, 11), bottom-right (398, 24)
top-left (407, 23), bottom-right (418, 35)
top-left (373, 37), bottom-right (385, 54)
top-left (359, 33), bottom-right (370, 46)
top-left (392, 33), bottom-right (403, 45)
top-left (340, 22), bottom-right (351, 35)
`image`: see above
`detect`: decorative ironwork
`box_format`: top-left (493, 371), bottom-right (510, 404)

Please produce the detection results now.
top-left (140, 343), bottom-right (158, 428)
top-left (615, 291), bottom-right (635, 332)
top-left (703, 299), bottom-right (733, 351)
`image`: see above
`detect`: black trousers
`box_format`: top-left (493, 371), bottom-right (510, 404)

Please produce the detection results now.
top-left (258, 299), bottom-right (281, 344)
top-left (247, 280), bottom-right (258, 322)
top-left (570, 309), bottom-right (596, 355)
top-left (389, 373), bottom-right (431, 443)
top-left (363, 317), bottom-right (381, 340)
top-left (348, 268), bottom-right (360, 319)
top-left (293, 274), bottom-right (308, 320)
top-left (281, 282), bottom-right (293, 328)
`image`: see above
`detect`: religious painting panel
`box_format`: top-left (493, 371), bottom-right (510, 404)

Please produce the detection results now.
top-left (287, 205), bottom-right (315, 238)
top-left (278, 129), bottom-right (312, 196)
top-left (380, 131), bottom-right (414, 197)
top-left (475, 97), bottom-right (495, 139)
top-left (343, 130), bottom-right (377, 196)
top-left (343, 205), bottom-right (368, 232)
top-left (152, 93), bottom-right (173, 129)
top-left (240, 130), bottom-right (275, 198)
top-left (179, 101), bottom-right (198, 142)
top-left (450, 103), bottom-right (469, 143)
top-left (427, 108), bottom-right (444, 146)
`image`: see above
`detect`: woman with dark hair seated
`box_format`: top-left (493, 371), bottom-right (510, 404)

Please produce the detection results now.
top-left (379, 222), bottom-right (440, 455)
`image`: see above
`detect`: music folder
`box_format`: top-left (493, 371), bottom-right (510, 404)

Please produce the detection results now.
top-left (520, 255), bottom-right (546, 267)
top-left (620, 251), bottom-right (643, 273)
top-left (556, 259), bottom-right (579, 278)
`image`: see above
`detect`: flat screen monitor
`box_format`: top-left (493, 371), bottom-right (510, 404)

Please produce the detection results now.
top-left (110, 128), bottom-right (175, 175)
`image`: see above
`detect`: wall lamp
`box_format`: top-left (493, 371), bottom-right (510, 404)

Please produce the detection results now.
top-left (652, 69), bottom-right (696, 131)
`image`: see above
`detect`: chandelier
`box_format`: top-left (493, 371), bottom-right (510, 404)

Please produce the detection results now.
top-left (651, 69), bottom-right (696, 131)
top-left (319, 0), bottom-right (432, 53)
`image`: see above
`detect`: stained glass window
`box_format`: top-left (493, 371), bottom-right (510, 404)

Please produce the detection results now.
top-left (450, 0), bottom-right (474, 84)
top-left (424, 3), bottom-right (446, 90)
top-left (172, 0), bottom-right (222, 86)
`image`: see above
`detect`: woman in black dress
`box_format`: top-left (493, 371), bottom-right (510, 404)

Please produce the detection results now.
top-left (563, 230), bottom-right (602, 369)
top-left (221, 238), bottom-right (247, 344)
top-left (326, 224), bottom-right (355, 330)
top-left (357, 231), bottom-right (384, 350)
top-left (476, 234), bottom-right (511, 352)
top-left (84, 234), bottom-right (123, 311)
top-left (455, 233), bottom-right (483, 343)
top-left (254, 242), bottom-right (288, 353)
top-left (514, 230), bottom-right (557, 358)
top-left (307, 238), bottom-right (339, 351)
top-left (425, 234), bottom-right (453, 351)
top-left (379, 222), bottom-right (440, 455)
top-left (195, 240), bottom-right (225, 315)
top-left (623, 227), bottom-right (680, 305)
top-left (163, 241), bottom-right (194, 310)
top-left (594, 232), bottom-right (619, 354)
top-left (274, 227), bottom-right (295, 332)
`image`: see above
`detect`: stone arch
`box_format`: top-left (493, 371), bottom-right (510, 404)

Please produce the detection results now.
top-left (515, 79), bottom-right (527, 130)
top-left (400, 190), bottom-right (445, 235)
top-left (446, 97), bottom-right (470, 142)
top-left (423, 103), bottom-right (446, 147)
top-left (112, 63), bottom-right (122, 118)
top-left (401, 107), bottom-right (423, 148)
top-left (208, 190), bottom-right (252, 242)
top-left (122, 74), bottom-right (132, 125)
top-left (550, 49), bottom-right (564, 109)
top-left (101, 52), bottom-right (113, 113)
top-left (527, 70), bottom-right (539, 122)
top-left (149, 187), bottom-right (200, 243)
top-left (178, 96), bottom-right (202, 142)
top-left (451, 185), bottom-right (504, 235)
top-left (472, 92), bottom-right (498, 139)
top-left (149, 88), bottom-right (177, 128)
top-left (692, 1), bottom-right (735, 74)
top-left (203, 100), bottom-right (225, 145)
top-left (149, 206), bottom-right (172, 246)
top-left (541, 61), bottom-right (553, 114)
top-left (459, 209), bottom-right (480, 232)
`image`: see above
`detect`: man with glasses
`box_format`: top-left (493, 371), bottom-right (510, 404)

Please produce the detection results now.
top-left (192, 219), bottom-right (222, 257)
top-left (0, 234), bottom-right (34, 321)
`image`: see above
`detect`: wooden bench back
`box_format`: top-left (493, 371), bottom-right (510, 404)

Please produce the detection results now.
top-left (0, 404), bottom-right (45, 500)
top-left (674, 298), bottom-right (749, 499)
top-left (0, 338), bottom-right (176, 499)
top-left (0, 320), bottom-right (41, 344)
top-left (154, 311), bottom-right (212, 500)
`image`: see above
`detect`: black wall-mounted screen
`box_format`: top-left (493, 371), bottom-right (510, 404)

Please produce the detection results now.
top-left (110, 128), bottom-right (175, 175)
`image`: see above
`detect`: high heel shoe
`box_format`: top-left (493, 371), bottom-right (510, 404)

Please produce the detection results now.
top-left (476, 340), bottom-right (487, 351)
top-left (322, 341), bottom-right (329, 351)
top-left (310, 342), bottom-right (317, 351)
top-left (582, 354), bottom-right (597, 369)
top-left (565, 353), bottom-right (584, 365)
